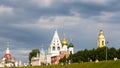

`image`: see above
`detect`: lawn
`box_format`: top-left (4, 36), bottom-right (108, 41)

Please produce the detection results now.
top-left (7, 60), bottom-right (120, 68)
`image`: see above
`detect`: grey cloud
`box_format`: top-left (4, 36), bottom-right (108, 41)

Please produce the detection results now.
top-left (0, 0), bottom-right (120, 23)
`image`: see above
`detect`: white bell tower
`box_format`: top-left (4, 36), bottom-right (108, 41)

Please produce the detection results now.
top-left (49, 30), bottom-right (62, 56)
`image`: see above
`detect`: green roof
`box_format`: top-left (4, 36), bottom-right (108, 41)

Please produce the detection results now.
top-left (68, 43), bottom-right (74, 48)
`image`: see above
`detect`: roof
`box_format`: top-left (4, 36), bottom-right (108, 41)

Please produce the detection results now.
top-left (3, 54), bottom-right (11, 58)
top-left (68, 43), bottom-right (74, 48)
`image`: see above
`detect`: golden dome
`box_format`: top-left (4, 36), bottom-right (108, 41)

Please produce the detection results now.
top-left (61, 37), bottom-right (68, 45)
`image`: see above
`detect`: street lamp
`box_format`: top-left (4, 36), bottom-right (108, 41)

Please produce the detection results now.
top-left (106, 41), bottom-right (109, 61)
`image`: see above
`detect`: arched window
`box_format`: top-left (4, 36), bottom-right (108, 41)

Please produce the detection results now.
top-left (57, 47), bottom-right (60, 50)
top-left (102, 41), bottom-right (104, 45)
top-left (53, 43), bottom-right (55, 45)
top-left (53, 46), bottom-right (55, 51)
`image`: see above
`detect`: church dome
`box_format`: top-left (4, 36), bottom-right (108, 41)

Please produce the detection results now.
top-left (98, 30), bottom-right (105, 39)
top-left (3, 54), bottom-right (11, 58)
top-left (68, 43), bottom-right (74, 48)
top-left (61, 37), bottom-right (68, 45)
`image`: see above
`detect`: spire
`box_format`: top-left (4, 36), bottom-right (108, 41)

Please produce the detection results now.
top-left (49, 30), bottom-right (62, 56)
top-left (99, 23), bottom-right (103, 34)
top-left (40, 44), bottom-right (45, 55)
top-left (6, 42), bottom-right (10, 54)
top-left (54, 29), bottom-right (59, 39)
top-left (52, 29), bottom-right (61, 45)
top-left (37, 52), bottom-right (39, 58)
top-left (100, 23), bottom-right (103, 31)
top-left (70, 38), bottom-right (72, 43)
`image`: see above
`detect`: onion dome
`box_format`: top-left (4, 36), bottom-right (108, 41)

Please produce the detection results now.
top-left (68, 43), bottom-right (74, 48)
top-left (61, 37), bottom-right (68, 45)
top-left (98, 30), bottom-right (105, 39)
top-left (3, 54), bottom-right (11, 58)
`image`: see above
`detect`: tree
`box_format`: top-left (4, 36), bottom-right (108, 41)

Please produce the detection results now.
top-left (67, 52), bottom-right (73, 63)
top-left (29, 49), bottom-right (40, 63)
top-left (59, 56), bottom-right (67, 64)
top-left (89, 48), bottom-right (96, 61)
top-left (108, 47), bottom-right (117, 60)
top-left (96, 47), bottom-right (106, 61)
top-left (117, 48), bottom-right (120, 59)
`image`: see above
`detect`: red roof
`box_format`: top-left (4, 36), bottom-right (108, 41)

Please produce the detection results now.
top-left (3, 54), bottom-right (11, 58)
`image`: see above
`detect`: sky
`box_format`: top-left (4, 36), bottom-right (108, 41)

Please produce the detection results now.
top-left (0, 0), bottom-right (120, 63)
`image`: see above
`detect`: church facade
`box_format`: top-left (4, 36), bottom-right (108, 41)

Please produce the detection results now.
top-left (47, 30), bottom-right (74, 64)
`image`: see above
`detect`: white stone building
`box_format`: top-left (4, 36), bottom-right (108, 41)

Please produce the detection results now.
top-left (46, 30), bottom-right (74, 64)
top-left (31, 48), bottom-right (46, 66)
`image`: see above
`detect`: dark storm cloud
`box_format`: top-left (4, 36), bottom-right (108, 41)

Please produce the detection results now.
top-left (0, 0), bottom-right (120, 23)
top-left (0, 23), bottom-right (51, 48)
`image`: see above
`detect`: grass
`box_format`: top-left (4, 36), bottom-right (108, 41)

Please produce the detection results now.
top-left (7, 60), bottom-right (120, 68)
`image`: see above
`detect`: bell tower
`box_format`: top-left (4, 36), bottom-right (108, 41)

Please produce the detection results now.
top-left (49, 30), bottom-right (62, 56)
top-left (98, 24), bottom-right (106, 48)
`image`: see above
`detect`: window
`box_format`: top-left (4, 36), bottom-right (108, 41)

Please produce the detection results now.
top-left (53, 43), bottom-right (55, 45)
top-left (57, 47), bottom-right (60, 50)
top-left (102, 41), bottom-right (104, 45)
top-left (53, 46), bottom-right (55, 51)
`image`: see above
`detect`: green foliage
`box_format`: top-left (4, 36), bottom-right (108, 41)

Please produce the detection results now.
top-left (68, 52), bottom-right (73, 61)
top-left (71, 47), bottom-right (118, 63)
top-left (117, 48), bottom-right (120, 59)
top-left (59, 56), bottom-right (67, 63)
top-left (96, 47), bottom-right (106, 60)
top-left (108, 47), bottom-right (117, 60)
top-left (29, 49), bottom-right (40, 62)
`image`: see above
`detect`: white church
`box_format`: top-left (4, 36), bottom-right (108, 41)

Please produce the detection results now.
top-left (46, 30), bottom-right (74, 64)
top-left (31, 30), bottom-right (74, 65)
top-left (0, 44), bottom-right (21, 67)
